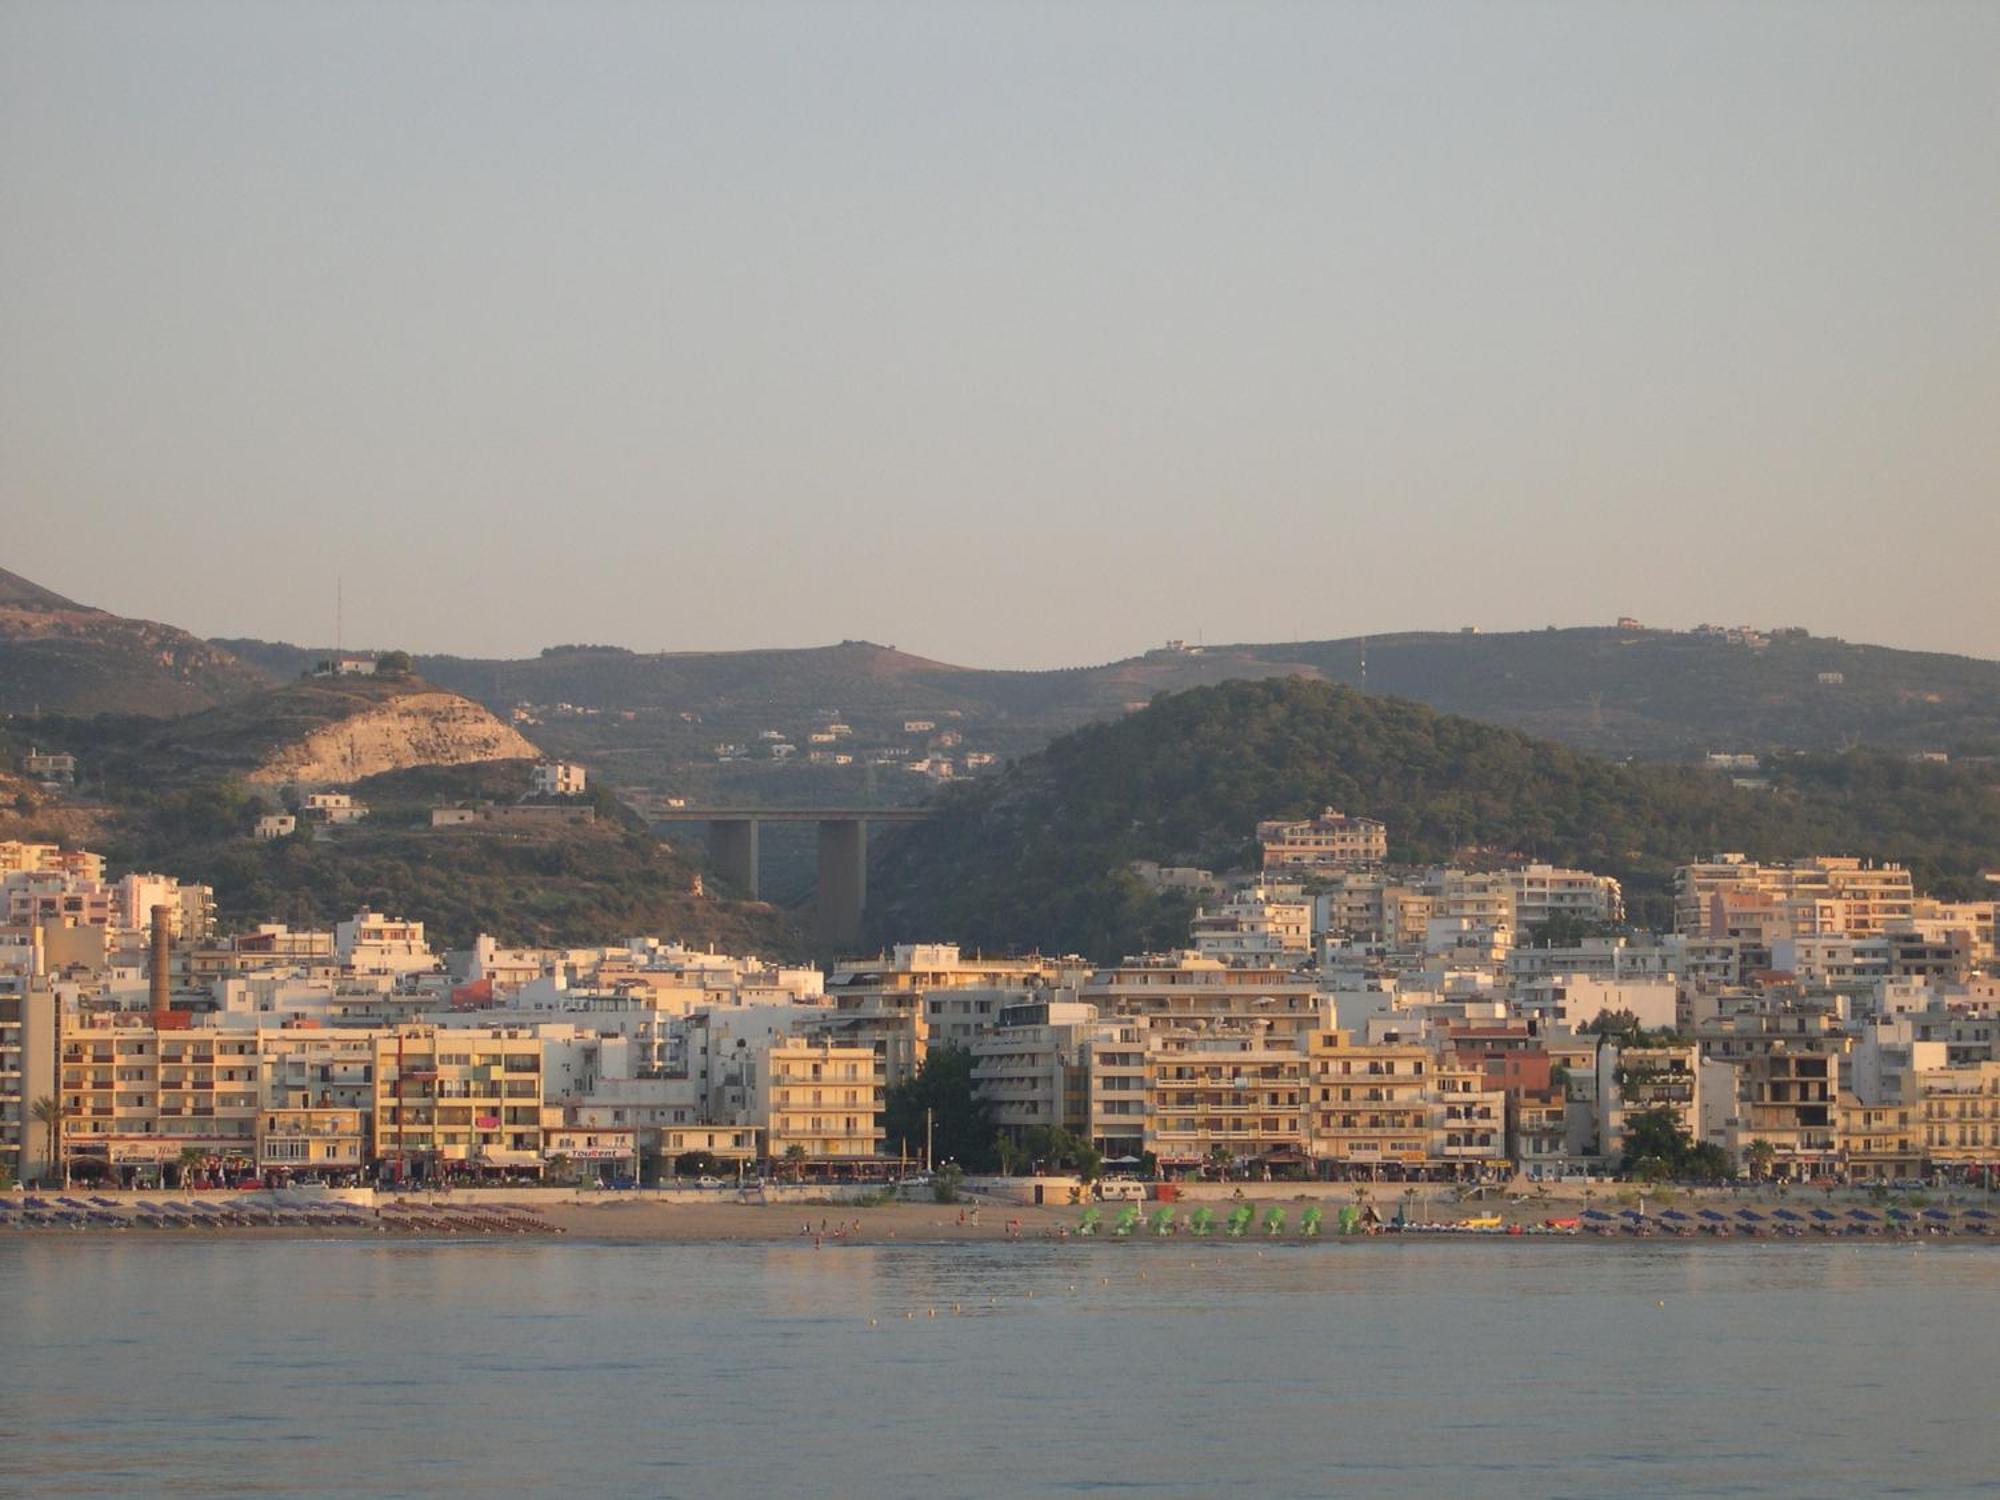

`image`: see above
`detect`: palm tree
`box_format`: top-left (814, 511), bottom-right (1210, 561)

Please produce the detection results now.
top-left (30, 1096), bottom-right (61, 1186)
top-left (1744, 1140), bottom-right (1777, 1183)
top-left (782, 1143), bottom-right (808, 1183)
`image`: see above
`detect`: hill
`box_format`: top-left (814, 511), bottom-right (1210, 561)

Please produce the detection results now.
top-left (150, 672), bottom-right (541, 786)
top-left (1239, 627), bottom-right (2000, 759)
top-left (0, 567), bottom-right (272, 716)
top-left (864, 678), bottom-right (2000, 961)
top-left (215, 627), bottom-right (2000, 810)
top-left (0, 725), bottom-right (804, 955)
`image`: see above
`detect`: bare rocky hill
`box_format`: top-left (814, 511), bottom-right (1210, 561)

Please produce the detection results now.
top-left (0, 565), bottom-right (272, 716)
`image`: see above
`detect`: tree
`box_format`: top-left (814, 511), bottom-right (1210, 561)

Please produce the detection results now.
top-left (1743, 1140), bottom-right (1778, 1181)
top-left (782, 1143), bottom-right (809, 1182)
top-left (375, 650), bottom-right (414, 677)
top-left (675, 1150), bottom-right (719, 1178)
top-left (1620, 1108), bottom-right (1736, 1182)
top-left (930, 1164), bottom-right (965, 1204)
top-left (30, 1096), bottom-right (61, 1185)
top-left (882, 1045), bottom-right (996, 1172)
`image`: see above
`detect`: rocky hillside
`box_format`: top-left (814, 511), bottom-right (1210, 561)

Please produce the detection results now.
top-left (153, 673), bottom-right (541, 786)
top-left (0, 566), bottom-right (272, 716)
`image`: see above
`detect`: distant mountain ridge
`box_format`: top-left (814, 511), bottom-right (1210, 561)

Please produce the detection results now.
top-left (220, 625), bottom-right (2000, 771)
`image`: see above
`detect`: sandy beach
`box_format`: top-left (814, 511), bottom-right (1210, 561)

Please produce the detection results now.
top-left (8, 1188), bottom-right (1995, 1243)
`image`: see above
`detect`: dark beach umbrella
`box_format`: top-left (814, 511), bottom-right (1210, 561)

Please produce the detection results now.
top-left (1698, 1208), bottom-right (1729, 1224)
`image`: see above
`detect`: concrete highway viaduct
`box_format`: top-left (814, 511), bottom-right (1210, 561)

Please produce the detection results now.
top-left (651, 807), bottom-right (934, 947)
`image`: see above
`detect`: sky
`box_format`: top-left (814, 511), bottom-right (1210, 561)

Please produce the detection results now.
top-left (2, 2), bottom-right (1996, 668)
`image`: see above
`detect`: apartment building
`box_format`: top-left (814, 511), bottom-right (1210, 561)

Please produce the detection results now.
top-left (1189, 888), bottom-right (1312, 963)
top-left (1145, 1028), bottom-right (1309, 1169)
top-left (1676, 856), bottom-right (1916, 940)
top-left (1429, 1059), bottom-right (1507, 1169)
top-left (373, 1027), bottom-right (546, 1181)
top-left (1082, 1022), bottom-right (1148, 1159)
top-left (1307, 1030), bottom-right (1432, 1174)
top-left (1916, 1060), bottom-right (2000, 1172)
top-left (1506, 865), bottom-right (1624, 928)
top-left (257, 1029), bottom-right (377, 1179)
top-left (753, 1039), bottom-right (883, 1164)
top-left (969, 1000), bottom-right (1097, 1138)
top-left (1594, 1042), bottom-right (1701, 1160)
top-left (60, 1019), bottom-right (261, 1183)
top-left (0, 973), bottom-right (57, 1184)
top-left (1082, 953), bottom-right (1330, 1051)
top-left (1258, 809), bottom-right (1388, 873)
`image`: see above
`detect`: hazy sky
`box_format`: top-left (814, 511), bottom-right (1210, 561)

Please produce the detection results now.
top-left (3, 2), bottom-right (1996, 668)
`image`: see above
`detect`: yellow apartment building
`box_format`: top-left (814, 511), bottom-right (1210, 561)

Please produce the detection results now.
top-left (756, 1039), bottom-right (882, 1165)
top-left (1307, 1030), bottom-right (1431, 1174)
top-left (1144, 1028), bottom-right (1309, 1169)
top-left (373, 1026), bottom-right (546, 1180)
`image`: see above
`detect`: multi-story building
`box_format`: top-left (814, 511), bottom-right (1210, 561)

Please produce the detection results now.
top-left (1082, 1022), bottom-right (1148, 1159)
top-left (1189, 888), bottom-right (1312, 963)
top-left (1837, 1091), bottom-right (1921, 1182)
top-left (1082, 953), bottom-right (1330, 1051)
top-left (335, 912), bottom-right (436, 977)
top-left (1145, 1028), bottom-right (1309, 1170)
top-left (0, 969), bottom-right (58, 1184)
top-left (1594, 1042), bottom-right (1701, 1160)
top-left (969, 1000), bottom-right (1098, 1139)
top-left (1258, 809), bottom-right (1388, 874)
top-left (1506, 864), bottom-right (1624, 928)
top-left (256, 1029), bottom-right (377, 1180)
top-left (1916, 1060), bottom-right (2000, 1173)
top-left (753, 1039), bottom-right (882, 1165)
top-left (1428, 1059), bottom-right (1507, 1171)
top-left (530, 761), bottom-right (588, 797)
top-left (372, 1026), bottom-right (546, 1182)
top-left (1676, 855), bottom-right (1916, 940)
top-left (1307, 1030), bottom-right (1432, 1174)
top-left (60, 1018), bottom-right (261, 1184)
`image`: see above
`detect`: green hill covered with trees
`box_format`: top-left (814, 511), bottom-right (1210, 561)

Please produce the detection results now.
top-left (866, 679), bottom-right (2000, 961)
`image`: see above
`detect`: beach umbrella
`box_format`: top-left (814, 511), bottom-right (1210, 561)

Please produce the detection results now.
top-left (1772, 1208), bottom-right (1803, 1223)
top-left (1963, 1208), bottom-right (1993, 1221)
top-left (1582, 1208), bottom-right (1614, 1222)
top-left (1697, 1208), bottom-right (1728, 1223)
top-left (1886, 1208), bottom-right (1915, 1224)
top-left (1660, 1209), bottom-right (1691, 1223)
top-left (1922, 1208), bottom-right (1951, 1223)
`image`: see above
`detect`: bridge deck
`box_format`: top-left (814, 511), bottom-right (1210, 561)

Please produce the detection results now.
top-left (650, 807), bottom-right (934, 823)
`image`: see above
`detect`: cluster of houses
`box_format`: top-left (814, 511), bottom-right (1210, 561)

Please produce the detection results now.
top-left (4, 817), bottom-right (1998, 1192)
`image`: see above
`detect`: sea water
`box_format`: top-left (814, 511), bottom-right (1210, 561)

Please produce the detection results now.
top-left (1, 1236), bottom-right (1995, 1498)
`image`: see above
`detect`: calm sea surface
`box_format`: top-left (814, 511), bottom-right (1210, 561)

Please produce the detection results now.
top-left (1, 1236), bottom-right (1996, 1498)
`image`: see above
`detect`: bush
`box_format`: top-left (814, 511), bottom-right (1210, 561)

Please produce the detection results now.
top-left (930, 1164), bottom-right (965, 1204)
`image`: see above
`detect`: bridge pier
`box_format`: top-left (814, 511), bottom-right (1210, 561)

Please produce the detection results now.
top-left (707, 818), bottom-right (760, 898)
top-left (815, 819), bottom-right (867, 948)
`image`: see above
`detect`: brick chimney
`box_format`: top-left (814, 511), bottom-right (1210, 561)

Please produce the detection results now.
top-left (150, 904), bottom-right (173, 1025)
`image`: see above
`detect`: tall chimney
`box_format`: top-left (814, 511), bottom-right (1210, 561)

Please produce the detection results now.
top-left (150, 905), bottom-right (173, 1024)
top-left (30, 922), bottom-right (46, 979)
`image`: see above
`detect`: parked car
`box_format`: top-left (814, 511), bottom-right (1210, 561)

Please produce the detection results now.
top-left (696, 1176), bottom-right (725, 1189)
